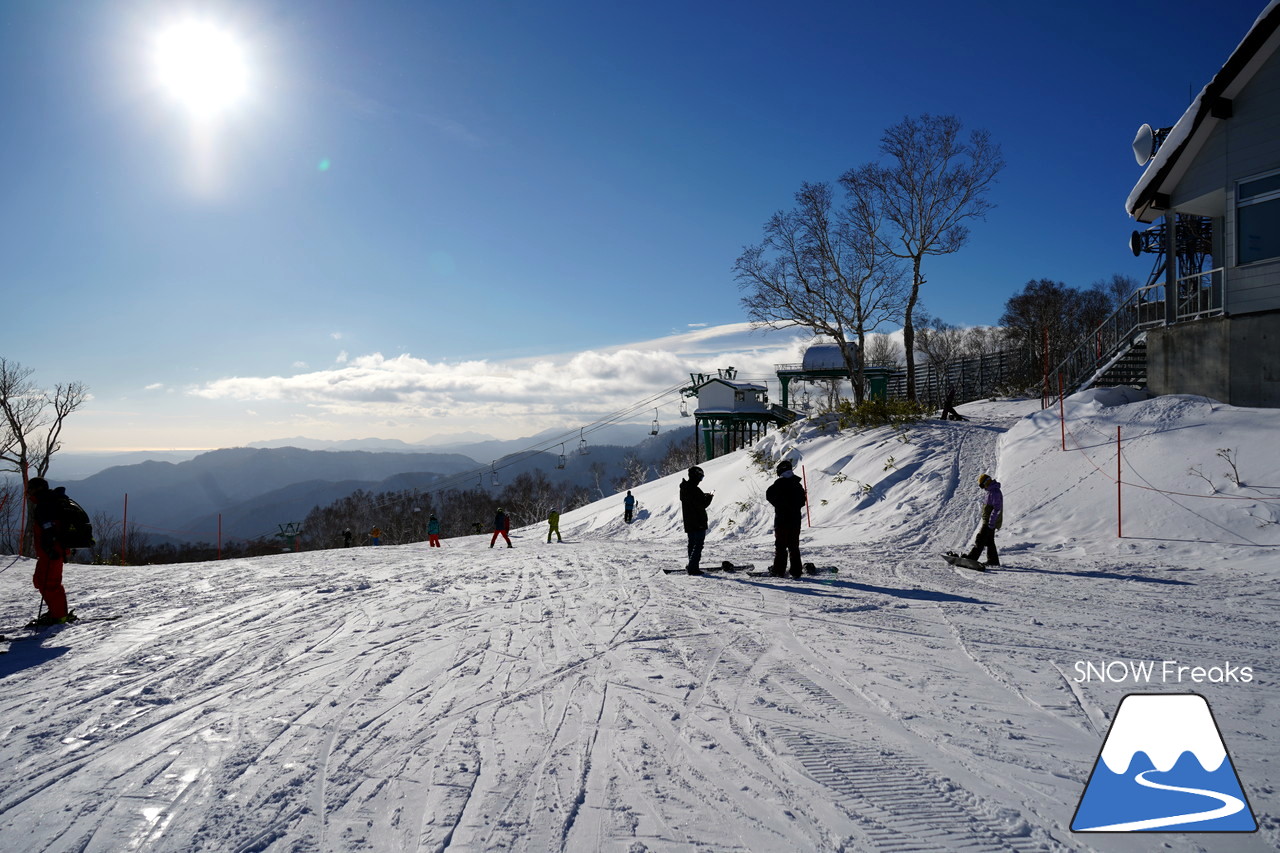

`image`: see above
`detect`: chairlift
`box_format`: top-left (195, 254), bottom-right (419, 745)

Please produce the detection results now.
top-left (679, 399), bottom-right (690, 417)
top-left (578, 428), bottom-right (589, 456)
top-left (556, 443), bottom-right (567, 470)
top-left (801, 391), bottom-right (813, 412)
top-left (490, 463), bottom-right (500, 487)
top-left (650, 408), bottom-right (660, 436)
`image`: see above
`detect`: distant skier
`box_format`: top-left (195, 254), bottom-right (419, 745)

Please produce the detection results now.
top-left (427, 515), bottom-right (442, 547)
top-left (490, 507), bottom-right (513, 548)
top-left (623, 490), bottom-right (636, 524)
top-left (765, 460), bottom-right (807, 578)
top-left (370, 526), bottom-right (382, 546)
top-left (25, 477), bottom-right (74, 626)
top-left (547, 508), bottom-right (562, 543)
top-left (343, 528), bottom-right (353, 547)
top-left (679, 466), bottom-right (713, 575)
top-left (963, 473), bottom-right (1003, 567)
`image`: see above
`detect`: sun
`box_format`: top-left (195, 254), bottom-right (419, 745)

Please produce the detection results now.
top-left (153, 20), bottom-right (250, 119)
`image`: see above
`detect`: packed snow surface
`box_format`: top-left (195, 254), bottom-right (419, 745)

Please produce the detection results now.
top-left (1, 393), bottom-right (1277, 852)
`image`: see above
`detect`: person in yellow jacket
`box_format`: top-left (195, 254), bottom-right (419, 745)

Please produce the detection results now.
top-left (547, 508), bottom-right (562, 543)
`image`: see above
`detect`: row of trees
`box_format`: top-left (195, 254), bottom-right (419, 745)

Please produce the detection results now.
top-left (300, 435), bottom-right (699, 551)
top-left (736, 114), bottom-right (1005, 403)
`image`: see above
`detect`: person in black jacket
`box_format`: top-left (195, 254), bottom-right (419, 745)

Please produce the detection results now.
top-left (26, 477), bottom-right (72, 625)
top-left (765, 460), bottom-right (807, 578)
top-left (678, 466), bottom-right (713, 575)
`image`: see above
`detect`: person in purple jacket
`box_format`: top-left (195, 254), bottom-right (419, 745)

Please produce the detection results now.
top-left (964, 473), bottom-right (1003, 567)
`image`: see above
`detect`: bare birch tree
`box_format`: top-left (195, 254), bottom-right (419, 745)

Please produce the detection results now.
top-left (1, 358), bottom-right (89, 491)
top-left (841, 114), bottom-right (1004, 401)
top-left (734, 181), bottom-right (905, 404)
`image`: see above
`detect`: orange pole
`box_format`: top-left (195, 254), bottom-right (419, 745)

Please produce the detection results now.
top-left (1116, 427), bottom-right (1123, 539)
top-left (802, 464), bottom-right (812, 528)
top-left (1058, 372), bottom-right (1066, 451)
top-left (121, 493), bottom-right (128, 563)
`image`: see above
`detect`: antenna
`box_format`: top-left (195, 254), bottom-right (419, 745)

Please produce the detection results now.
top-left (1132, 123), bottom-right (1172, 166)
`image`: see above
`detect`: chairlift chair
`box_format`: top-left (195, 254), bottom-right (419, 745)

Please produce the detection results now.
top-left (578, 429), bottom-right (589, 455)
top-left (490, 463), bottom-right (500, 487)
top-left (679, 399), bottom-right (689, 417)
top-left (650, 408), bottom-right (659, 436)
top-left (556, 443), bottom-right (567, 469)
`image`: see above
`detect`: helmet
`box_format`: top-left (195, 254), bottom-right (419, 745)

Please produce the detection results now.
top-left (776, 460), bottom-right (793, 475)
top-left (977, 473), bottom-right (992, 488)
top-left (27, 477), bottom-right (49, 493)
top-left (687, 465), bottom-right (704, 481)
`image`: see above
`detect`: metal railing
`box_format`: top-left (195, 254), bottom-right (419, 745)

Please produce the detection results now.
top-left (1175, 267), bottom-right (1224, 322)
top-left (1052, 283), bottom-right (1166, 394)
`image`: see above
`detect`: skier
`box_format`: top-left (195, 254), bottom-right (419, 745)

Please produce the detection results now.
top-left (342, 528), bottom-right (353, 547)
top-left (679, 465), bottom-right (713, 575)
top-left (964, 473), bottom-right (1003, 566)
top-left (547, 508), bottom-right (562, 543)
top-left (490, 507), bottom-right (513, 548)
top-left (370, 526), bottom-right (382, 546)
top-left (25, 477), bottom-right (73, 626)
top-left (940, 387), bottom-right (968, 421)
top-left (623, 490), bottom-right (636, 524)
top-left (427, 515), bottom-right (442, 547)
top-left (765, 460), bottom-right (807, 578)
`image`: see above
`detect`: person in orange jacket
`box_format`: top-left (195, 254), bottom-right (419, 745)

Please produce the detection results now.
top-left (26, 477), bottom-right (72, 625)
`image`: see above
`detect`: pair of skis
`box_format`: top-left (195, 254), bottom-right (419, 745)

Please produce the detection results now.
top-left (664, 561), bottom-right (838, 577)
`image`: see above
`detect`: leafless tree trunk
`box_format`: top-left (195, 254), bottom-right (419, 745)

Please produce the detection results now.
top-left (1, 358), bottom-right (88, 554)
top-left (841, 115), bottom-right (1004, 401)
top-left (735, 181), bottom-right (905, 404)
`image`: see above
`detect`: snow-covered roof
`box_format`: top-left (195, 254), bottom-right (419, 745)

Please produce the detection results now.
top-left (1127, 1), bottom-right (1280, 222)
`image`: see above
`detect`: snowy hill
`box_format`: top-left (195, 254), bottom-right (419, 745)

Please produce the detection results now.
top-left (1, 393), bottom-right (1276, 852)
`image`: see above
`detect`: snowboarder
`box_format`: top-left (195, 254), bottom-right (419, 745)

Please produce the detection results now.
top-left (490, 507), bottom-right (513, 548)
top-left (765, 460), bottom-right (807, 578)
top-left (940, 387), bottom-right (968, 421)
top-left (427, 515), bottom-right (442, 547)
top-left (547, 508), bottom-right (562, 543)
top-left (25, 477), bottom-right (73, 626)
top-left (623, 490), bottom-right (636, 524)
top-left (370, 526), bottom-right (382, 546)
top-left (964, 473), bottom-right (1003, 566)
top-left (343, 528), bottom-right (353, 547)
top-left (679, 465), bottom-right (713, 575)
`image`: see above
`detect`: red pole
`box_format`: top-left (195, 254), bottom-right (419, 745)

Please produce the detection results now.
top-left (121, 493), bottom-right (129, 563)
top-left (1116, 427), bottom-right (1123, 538)
top-left (1058, 372), bottom-right (1066, 451)
top-left (802, 464), bottom-right (812, 527)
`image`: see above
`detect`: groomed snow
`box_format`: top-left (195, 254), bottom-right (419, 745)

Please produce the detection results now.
top-left (1, 393), bottom-right (1276, 852)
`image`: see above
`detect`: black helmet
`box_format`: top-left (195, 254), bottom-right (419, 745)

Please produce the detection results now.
top-left (776, 460), bottom-right (793, 475)
top-left (687, 465), bottom-right (704, 481)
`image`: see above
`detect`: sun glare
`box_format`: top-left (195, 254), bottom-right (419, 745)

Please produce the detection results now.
top-left (153, 20), bottom-right (249, 119)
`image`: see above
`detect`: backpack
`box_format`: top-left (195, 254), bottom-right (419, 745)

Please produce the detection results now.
top-left (52, 488), bottom-right (96, 550)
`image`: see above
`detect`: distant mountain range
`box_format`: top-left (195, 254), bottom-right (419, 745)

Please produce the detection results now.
top-left (51, 426), bottom-right (693, 543)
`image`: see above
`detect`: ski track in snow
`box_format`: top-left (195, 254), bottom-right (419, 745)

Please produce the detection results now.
top-left (1, 399), bottom-right (1278, 852)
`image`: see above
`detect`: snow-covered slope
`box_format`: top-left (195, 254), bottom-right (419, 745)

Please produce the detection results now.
top-left (1, 394), bottom-right (1276, 852)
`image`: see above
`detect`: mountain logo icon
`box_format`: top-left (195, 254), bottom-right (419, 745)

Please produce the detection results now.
top-left (1072, 693), bottom-right (1257, 833)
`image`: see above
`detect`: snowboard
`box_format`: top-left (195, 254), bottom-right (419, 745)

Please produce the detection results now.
top-left (663, 561), bottom-right (755, 574)
top-left (943, 552), bottom-right (987, 571)
top-left (747, 563), bottom-right (838, 578)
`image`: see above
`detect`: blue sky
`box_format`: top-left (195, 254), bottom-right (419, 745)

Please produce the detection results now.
top-left (1, 0), bottom-right (1267, 451)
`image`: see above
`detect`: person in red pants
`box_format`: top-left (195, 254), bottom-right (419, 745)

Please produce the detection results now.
top-left (490, 507), bottom-right (513, 548)
top-left (26, 477), bottom-right (71, 625)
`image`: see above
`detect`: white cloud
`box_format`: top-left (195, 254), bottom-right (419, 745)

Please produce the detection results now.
top-left (144, 383), bottom-right (166, 392)
top-left (189, 322), bottom-right (815, 426)
top-left (292, 361), bottom-right (308, 369)
top-left (336, 350), bottom-right (349, 364)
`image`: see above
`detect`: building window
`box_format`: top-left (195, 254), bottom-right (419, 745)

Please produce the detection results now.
top-left (1237, 169), bottom-right (1280, 265)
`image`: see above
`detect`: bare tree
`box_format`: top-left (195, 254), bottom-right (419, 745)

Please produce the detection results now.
top-left (841, 114), bottom-right (1004, 401)
top-left (0, 358), bottom-right (89, 496)
top-left (864, 333), bottom-right (904, 370)
top-left (735, 181), bottom-right (905, 403)
top-left (1092, 273), bottom-right (1142, 312)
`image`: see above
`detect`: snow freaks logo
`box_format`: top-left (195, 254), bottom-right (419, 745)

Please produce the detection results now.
top-left (1071, 693), bottom-right (1257, 833)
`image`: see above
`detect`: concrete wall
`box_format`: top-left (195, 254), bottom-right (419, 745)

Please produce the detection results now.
top-left (1147, 310), bottom-right (1280, 406)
